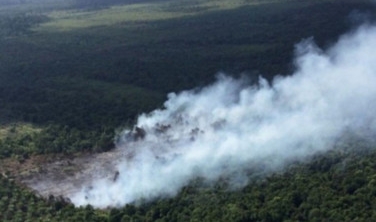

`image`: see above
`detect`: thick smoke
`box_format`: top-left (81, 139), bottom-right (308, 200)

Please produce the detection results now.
top-left (71, 24), bottom-right (376, 208)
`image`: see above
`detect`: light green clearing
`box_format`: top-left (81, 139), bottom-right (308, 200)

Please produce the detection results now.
top-left (0, 123), bottom-right (41, 140)
top-left (34, 0), bottom-right (277, 32)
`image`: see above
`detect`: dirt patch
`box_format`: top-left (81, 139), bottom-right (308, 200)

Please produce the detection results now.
top-left (0, 148), bottom-right (129, 200)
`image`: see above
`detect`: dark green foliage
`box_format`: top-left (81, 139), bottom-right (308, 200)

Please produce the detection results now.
top-left (108, 208), bottom-right (123, 222)
top-left (1, 143), bottom-right (376, 221)
top-left (1, 0), bottom-right (374, 156)
top-left (0, 13), bottom-right (48, 37)
top-left (0, 124), bottom-right (116, 158)
top-left (34, 124), bottom-right (115, 154)
top-left (104, 146), bottom-right (376, 222)
top-left (0, 77), bottom-right (163, 156)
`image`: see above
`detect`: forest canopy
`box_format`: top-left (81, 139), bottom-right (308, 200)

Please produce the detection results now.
top-left (1, 0), bottom-right (376, 221)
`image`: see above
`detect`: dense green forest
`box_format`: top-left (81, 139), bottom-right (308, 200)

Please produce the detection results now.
top-left (1, 0), bottom-right (376, 221)
top-left (1, 0), bottom-right (373, 156)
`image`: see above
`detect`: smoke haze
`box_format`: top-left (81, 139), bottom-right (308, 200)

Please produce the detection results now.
top-left (71, 24), bottom-right (376, 208)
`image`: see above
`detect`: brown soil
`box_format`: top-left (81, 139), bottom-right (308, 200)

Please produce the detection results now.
top-left (0, 148), bottom-right (127, 200)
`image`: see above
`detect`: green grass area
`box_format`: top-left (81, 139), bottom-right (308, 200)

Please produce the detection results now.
top-left (0, 123), bottom-right (41, 159)
top-left (0, 123), bottom-right (41, 140)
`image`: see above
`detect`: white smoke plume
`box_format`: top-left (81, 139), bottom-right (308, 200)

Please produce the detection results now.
top-left (71, 24), bottom-right (376, 208)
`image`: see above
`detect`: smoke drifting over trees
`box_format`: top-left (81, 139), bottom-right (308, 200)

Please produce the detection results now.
top-left (69, 24), bottom-right (376, 208)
